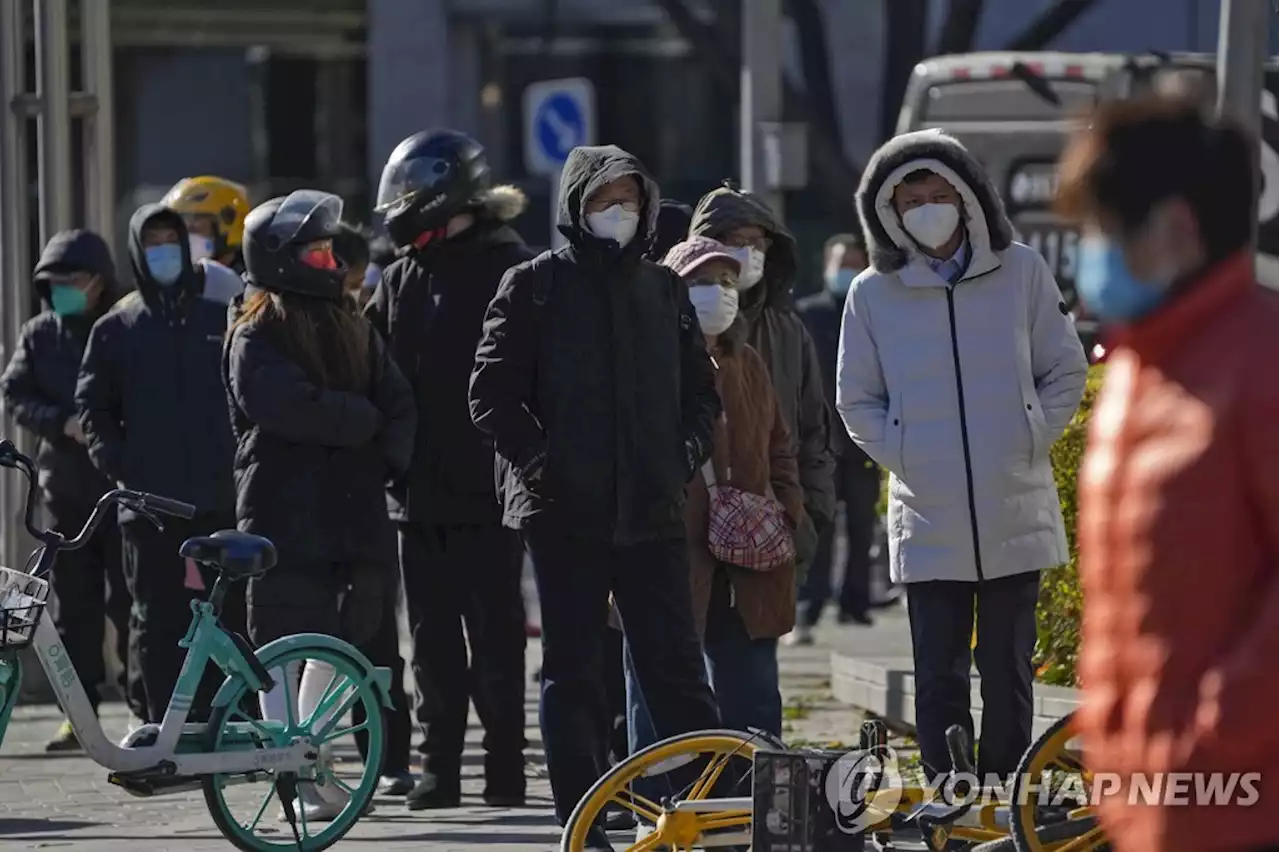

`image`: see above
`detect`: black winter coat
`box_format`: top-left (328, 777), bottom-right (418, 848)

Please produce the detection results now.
top-left (224, 295), bottom-right (416, 568)
top-left (0, 230), bottom-right (119, 512)
top-left (469, 145), bottom-right (721, 546)
top-left (795, 289), bottom-right (872, 466)
top-left (366, 186), bottom-right (535, 524)
top-left (76, 204), bottom-right (244, 523)
top-left (689, 188), bottom-right (837, 527)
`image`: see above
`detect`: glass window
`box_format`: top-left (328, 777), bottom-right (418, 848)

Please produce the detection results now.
top-left (922, 80), bottom-right (1098, 122)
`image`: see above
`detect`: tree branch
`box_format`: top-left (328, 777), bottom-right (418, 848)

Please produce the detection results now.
top-left (1003, 0), bottom-right (1099, 51)
top-left (934, 0), bottom-right (985, 56)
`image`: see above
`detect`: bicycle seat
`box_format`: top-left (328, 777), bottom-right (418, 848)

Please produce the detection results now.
top-left (179, 530), bottom-right (276, 579)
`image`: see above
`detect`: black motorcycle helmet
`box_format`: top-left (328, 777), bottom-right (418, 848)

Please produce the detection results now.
top-left (375, 129), bottom-right (491, 248)
top-left (242, 190), bottom-right (347, 300)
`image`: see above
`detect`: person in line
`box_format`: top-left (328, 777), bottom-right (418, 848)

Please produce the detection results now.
top-left (469, 144), bottom-right (722, 843)
top-left (689, 185), bottom-right (834, 579)
top-left (792, 231), bottom-right (881, 641)
top-left (76, 205), bottom-right (247, 724)
top-left (838, 128), bottom-right (1088, 781)
top-left (626, 235), bottom-right (805, 756)
top-left (328, 219), bottom-right (416, 797)
top-left (162, 175), bottom-right (251, 275)
top-left (645, 197), bottom-right (694, 263)
top-left (369, 129), bottom-right (531, 810)
top-left (226, 190), bottom-right (415, 820)
top-left (0, 229), bottom-right (136, 748)
top-left (1058, 97), bottom-right (1277, 852)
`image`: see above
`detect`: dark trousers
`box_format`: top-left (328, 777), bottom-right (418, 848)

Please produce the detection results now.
top-left (523, 526), bottom-right (720, 825)
top-left (600, 624), bottom-right (628, 766)
top-left (802, 456), bottom-right (880, 624)
top-left (906, 571), bottom-right (1040, 780)
top-left (45, 500), bottom-right (135, 713)
top-left (353, 581), bottom-right (412, 777)
top-left (120, 511), bottom-right (246, 724)
top-left (399, 522), bottom-right (527, 784)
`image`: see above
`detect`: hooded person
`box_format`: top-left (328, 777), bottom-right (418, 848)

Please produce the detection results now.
top-left (225, 189), bottom-right (416, 822)
top-left (688, 186), bottom-right (833, 569)
top-left (0, 229), bottom-right (136, 749)
top-left (75, 204), bottom-right (247, 726)
top-left (469, 144), bottom-right (722, 838)
top-left (793, 231), bottom-right (881, 638)
top-left (836, 129), bottom-right (1087, 781)
top-left (367, 129), bottom-right (534, 810)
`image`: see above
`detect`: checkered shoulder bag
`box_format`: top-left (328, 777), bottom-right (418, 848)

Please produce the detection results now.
top-left (702, 419), bottom-right (795, 572)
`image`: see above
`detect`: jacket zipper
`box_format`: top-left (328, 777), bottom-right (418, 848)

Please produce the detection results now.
top-left (944, 285), bottom-right (984, 581)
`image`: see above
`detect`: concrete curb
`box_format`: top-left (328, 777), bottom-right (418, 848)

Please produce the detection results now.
top-left (829, 650), bottom-right (1081, 740)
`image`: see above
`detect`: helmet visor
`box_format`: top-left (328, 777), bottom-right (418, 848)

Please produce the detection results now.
top-left (375, 155), bottom-right (455, 216)
top-left (270, 190), bottom-right (343, 245)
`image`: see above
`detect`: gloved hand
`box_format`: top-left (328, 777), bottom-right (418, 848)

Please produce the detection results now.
top-left (683, 435), bottom-right (711, 482)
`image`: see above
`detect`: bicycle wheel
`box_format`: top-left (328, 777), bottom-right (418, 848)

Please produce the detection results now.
top-left (563, 729), bottom-right (769, 852)
top-left (1009, 713), bottom-right (1109, 852)
top-left (201, 644), bottom-right (385, 852)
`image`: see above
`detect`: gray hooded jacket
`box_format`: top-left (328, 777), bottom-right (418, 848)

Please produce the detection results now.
top-left (837, 129), bottom-right (1087, 584)
top-left (689, 188), bottom-right (836, 528)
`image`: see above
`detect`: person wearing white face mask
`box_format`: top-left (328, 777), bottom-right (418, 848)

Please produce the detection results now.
top-left (622, 236), bottom-right (806, 808)
top-left (470, 145), bottom-right (722, 843)
top-left (689, 185), bottom-right (835, 594)
top-left (837, 128), bottom-right (1087, 784)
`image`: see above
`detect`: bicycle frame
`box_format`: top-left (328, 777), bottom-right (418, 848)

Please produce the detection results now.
top-left (22, 600), bottom-right (314, 777)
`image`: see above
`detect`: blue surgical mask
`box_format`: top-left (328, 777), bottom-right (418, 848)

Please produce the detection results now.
top-left (49, 283), bottom-right (89, 316)
top-left (144, 244), bottom-right (184, 286)
top-left (1075, 235), bottom-right (1168, 323)
top-left (827, 268), bottom-right (858, 298)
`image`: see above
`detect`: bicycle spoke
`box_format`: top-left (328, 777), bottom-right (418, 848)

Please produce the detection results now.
top-left (315, 718), bottom-right (370, 745)
top-left (1050, 752), bottom-right (1085, 774)
top-left (623, 833), bottom-right (664, 852)
top-left (696, 810), bottom-right (753, 832)
top-left (243, 781), bottom-right (276, 833)
top-left (302, 672), bottom-right (352, 730)
top-left (613, 789), bottom-right (662, 823)
top-left (1051, 825), bottom-right (1108, 852)
top-left (229, 708), bottom-right (280, 743)
top-left (328, 772), bottom-right (356, 796)
top-left (314, 683), bottom-right (366, 741)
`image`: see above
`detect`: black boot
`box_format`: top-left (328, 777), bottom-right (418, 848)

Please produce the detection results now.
top-left (404, 759), bottom-right (461, 811)
top-left (482, 752), bottom-right (527, 807)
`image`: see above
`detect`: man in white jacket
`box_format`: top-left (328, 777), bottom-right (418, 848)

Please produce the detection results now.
top-left (836, 129), bottom-right (1087, 782)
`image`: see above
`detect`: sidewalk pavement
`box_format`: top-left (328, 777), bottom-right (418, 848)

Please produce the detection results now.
top-left (1, 633), bottom-right (865, 851)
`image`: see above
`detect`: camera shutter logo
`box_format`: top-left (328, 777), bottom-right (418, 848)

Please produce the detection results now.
top-left (823, 745), bottom-right (903, 834)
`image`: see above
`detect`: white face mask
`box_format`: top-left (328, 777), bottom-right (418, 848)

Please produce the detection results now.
top-left (687, 285), bottom-right (739, 336)
top-left (188, 234), bottom-right (215, 263)
top-left (728, 246), bottom-right (766, 290)
top-left (586, 204), bottom-right (640, 248)
top-left (901, 203), bottom-right (961, 250)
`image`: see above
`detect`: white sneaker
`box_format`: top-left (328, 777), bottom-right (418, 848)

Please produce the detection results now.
top-left (783, 624), bottom-right (814, 646)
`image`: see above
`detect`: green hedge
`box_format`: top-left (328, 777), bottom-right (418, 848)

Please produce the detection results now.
top-left (1035, 365), bottom-right (1106, 686)
top-left (871, 364), bottom-right (1106, 686)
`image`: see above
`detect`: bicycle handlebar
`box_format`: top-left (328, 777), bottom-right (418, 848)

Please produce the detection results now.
top-left (0, 437), bottom-right (198, 555)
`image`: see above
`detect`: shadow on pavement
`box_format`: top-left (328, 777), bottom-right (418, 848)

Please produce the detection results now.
top-left (0, 817), bottom-right (102, 835)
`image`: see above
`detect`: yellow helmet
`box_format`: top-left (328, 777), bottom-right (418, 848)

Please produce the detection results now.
top-left (163, 176), bottom-right (250, 255)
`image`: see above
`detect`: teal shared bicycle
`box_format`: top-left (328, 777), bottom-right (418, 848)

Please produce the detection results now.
top-left (0, 438), bottom-right (392, 851)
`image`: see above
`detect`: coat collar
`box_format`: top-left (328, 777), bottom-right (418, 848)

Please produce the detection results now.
top-left (1113, 251), bottom-right (1256, 361)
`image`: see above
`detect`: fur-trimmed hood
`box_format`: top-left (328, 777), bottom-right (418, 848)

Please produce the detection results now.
top-left (855, 129), bottom-right (1014, 281)
top-left (475, 184), bottom-right (528, 223)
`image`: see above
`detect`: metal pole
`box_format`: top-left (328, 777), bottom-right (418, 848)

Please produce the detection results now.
top-left (1216, 0), bottom-right (1268, 257)
top-left (740, 0), bottom-right (784, 218)
top-left (82, 0), bottom-right (116, 245)
top-left (35, 0), bottom-right (72, 243)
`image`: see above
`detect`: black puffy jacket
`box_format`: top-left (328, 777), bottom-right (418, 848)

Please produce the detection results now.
top-left (224, 291), bottom-right (416, 568)
top-left (0, 231), bottom-right (120, 511)
top-left (366, 185), bottom-right (535, 524)
top-left (469, 145), bottom-right (721, 546)
top-left (76, 205), bottom-right (243, 522)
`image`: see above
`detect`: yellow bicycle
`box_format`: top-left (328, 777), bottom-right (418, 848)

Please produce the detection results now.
top-left (560, 713), bottom-right (1106, 852)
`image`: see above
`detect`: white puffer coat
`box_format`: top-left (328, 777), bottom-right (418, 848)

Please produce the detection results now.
top-left (836, 130), bottom-right (1087, 584)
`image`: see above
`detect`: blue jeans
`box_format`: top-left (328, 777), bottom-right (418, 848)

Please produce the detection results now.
top-left (625, 575), bottom-right (781, 800)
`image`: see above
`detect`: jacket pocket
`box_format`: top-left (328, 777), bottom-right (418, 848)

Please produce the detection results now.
top-left (884, 392), bottom-right (906, 478)
top-left (1021, 381), bottom-right (1050, 466)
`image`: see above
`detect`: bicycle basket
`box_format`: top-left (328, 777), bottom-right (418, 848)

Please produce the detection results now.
top-left (0, 566), bottom-right (49, 650)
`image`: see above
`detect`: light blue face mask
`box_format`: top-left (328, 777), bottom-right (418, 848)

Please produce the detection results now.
top-left (1075, 235), bottom-right (1167, 323)
top-left (826, 268), bottom-right (858, 298)
top-left (144, 243), bottom-right (184, 286)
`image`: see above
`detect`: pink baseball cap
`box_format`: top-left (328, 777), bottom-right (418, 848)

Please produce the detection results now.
top-left (660, 236), bottom-right (741, 278)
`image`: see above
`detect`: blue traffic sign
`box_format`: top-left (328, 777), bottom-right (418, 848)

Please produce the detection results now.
top-left (523, 78), bottom-right (596, 177)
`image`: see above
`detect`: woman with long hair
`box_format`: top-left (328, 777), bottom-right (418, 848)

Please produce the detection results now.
top-left (224, 190), bottom-right (416, 820)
